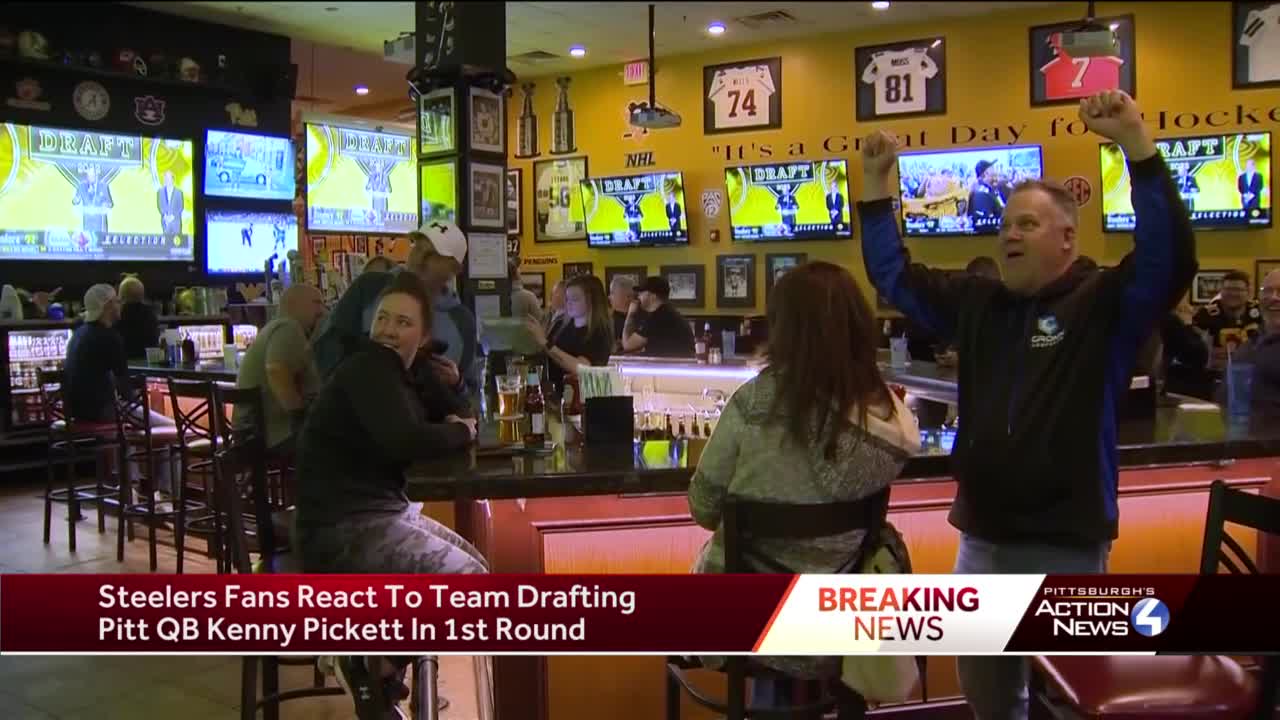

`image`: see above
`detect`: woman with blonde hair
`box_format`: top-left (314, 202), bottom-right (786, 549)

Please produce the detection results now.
top-left (525, 274), bottom-right (613, 395)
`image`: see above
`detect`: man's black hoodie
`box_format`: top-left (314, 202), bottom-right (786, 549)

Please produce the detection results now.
top-left (861, 153), bottom-right (1197, 545)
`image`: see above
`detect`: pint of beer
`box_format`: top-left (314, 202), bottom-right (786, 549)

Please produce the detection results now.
top-left (496, 374), bottom-right (524, 417)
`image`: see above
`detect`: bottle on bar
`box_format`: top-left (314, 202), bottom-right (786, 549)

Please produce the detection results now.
top-left (664, 413), bottom-right (675, 440)
top-left (524, 371), bottom-right (546, 448)
top-left (695, 324), bottom-right (709, 364)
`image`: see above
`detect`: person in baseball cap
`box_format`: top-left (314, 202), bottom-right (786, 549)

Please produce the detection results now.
top-left (83, 283), bottom-right (120, 323)
top-left (620, 276), bottom-right (696, 358)
top-left (63, 284), bottom-right (125, 423)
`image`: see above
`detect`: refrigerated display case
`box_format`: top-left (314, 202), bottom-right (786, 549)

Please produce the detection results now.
top-left (2, 321), bottom-right (74, 433)
top-left (232, 324), bottom-right (258, 350)
top-left (171, 323), bottom-right (228, 361)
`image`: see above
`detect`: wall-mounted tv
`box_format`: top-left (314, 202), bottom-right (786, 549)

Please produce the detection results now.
top-left (304, 120), bottom-right (417, 233)
top-left (0, 123), bottom-right (195, 262)
top-left (724, 159), bottom-right (852, 241)
top-left (896, 144), bottom-right (1044, 236)
top-left (420, 159), bottom-right (457, 224)
top-left (581, 171), bottom-right (689, 248)
top-left (204, 129), bottom-right (295, 201)
top-left (205, 209), bottom-right (297, 275)
top-left (1101, 131), bottom-right (1271, 231)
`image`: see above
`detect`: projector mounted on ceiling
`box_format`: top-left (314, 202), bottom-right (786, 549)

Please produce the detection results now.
top-left (1058, 0), bottom-right (1120, 58)
top-left (630, 4), bottom-right (682, 130)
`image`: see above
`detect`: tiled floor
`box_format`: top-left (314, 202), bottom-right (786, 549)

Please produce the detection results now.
top-left (0, 475), bottom-right (485, 719)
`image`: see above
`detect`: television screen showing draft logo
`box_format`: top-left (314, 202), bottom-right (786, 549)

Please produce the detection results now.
top-left (725, 160), bottom-right (852, 242)
top-left (305, 123), bottom-right (418, 234)
top-left (581, 171), bottom-right (688, 248)
top-left (1102, 131), bottom-right (1272, 231)
top-left (0, 123), bottom-right (195, 262)
top-left (1035, 587), bottom-right (1169, 637)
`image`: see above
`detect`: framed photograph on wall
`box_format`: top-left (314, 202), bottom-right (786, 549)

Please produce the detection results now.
top-left (419, 88), bottom-right (456, 157)
top-left (506, 168), bottom-right (523, 236)
top-left (765, 253), bottom-right (807, 296)
top-left (563, 262), bottom-right (593, 280)
top-left (703, 57), bottom-right (783, 134)
top-left (605, 266), bottom-right (647, 296)
top-left (533, 156), bottom-right (589, 242)
top-left (855, 37), bottom-right (947, 121)
top-left (1192, 270), bottom-right (1231, 305)
top-left (1258, 258), bottom-right (1280, 288)
top-left (469, 162), bottom-right (505, 229)
top-left (353, 235), bottom-right (368, 255)
top-left (1234, 1), bottom-right (1280, 88)
top-left (1029, 15), bottom-right (1136, 106)
top-left (311, 235), bottom-right (326, 251)
top-left (660, 264), bottom-right (705, 308)
top-left (717, 254), bottom-right (756, 309)
top-left (468, 86), bottom-right (505, 155)
top-left (521, 272), bottom-right (547, 307)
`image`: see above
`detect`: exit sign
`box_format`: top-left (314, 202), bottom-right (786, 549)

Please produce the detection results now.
top-left (623, 60), bottom-right (649, 85)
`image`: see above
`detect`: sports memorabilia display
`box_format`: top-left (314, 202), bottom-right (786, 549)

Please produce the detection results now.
top-left (1029, 15), bottom-right (1136, 105)
top-left (1235, 1), bottom-right (1280, 87)
top-left (533, 156), bottom-right (588, 242)
top-left (855, 37), bottom-right (947, 121)
top-left (703, 57), bottom-right (782, 134)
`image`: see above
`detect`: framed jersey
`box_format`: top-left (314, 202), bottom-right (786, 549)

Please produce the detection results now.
top-left (855, 37), bottom-right (947, 121)
top-left (703, 57), bottom-right (783, 134)
top-left (1029, 15), bottom-right (1136, 106)
top-left (1235, 1), bottom-right (1280, 88)
top-left (533, 156), bottom-right (589, 243)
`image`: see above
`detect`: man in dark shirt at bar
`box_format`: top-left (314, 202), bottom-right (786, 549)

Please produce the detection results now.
top-left (64, 284), bottom-right (127, 423)
top-left (620, 277), bottom-right (695, 358)
top-left (1232, 269), bottom-right (1280, 432)
top-left (860, 90), bottom-right (1196, 720)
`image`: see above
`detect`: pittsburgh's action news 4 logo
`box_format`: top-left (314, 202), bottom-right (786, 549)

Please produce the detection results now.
top-left (1036, 588), bottom-right (1170, 637)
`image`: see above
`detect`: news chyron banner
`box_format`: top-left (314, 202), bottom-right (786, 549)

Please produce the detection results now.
top-left (1, 574), bottom-right (1276, 655)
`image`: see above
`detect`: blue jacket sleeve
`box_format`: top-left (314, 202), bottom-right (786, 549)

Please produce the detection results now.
top-left (858, 199), bottom-right (986, 341)
top-left (1114, 155), bottom-right (1199, 343)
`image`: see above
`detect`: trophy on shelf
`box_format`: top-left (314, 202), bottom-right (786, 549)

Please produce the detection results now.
top-left (516, 83), bottom-right (539, 159)
top-left (551, 76), bottom-right (576, 155)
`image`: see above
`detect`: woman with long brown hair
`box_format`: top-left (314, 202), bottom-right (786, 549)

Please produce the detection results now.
top-left (525, 274), bottom-right (614, 394)
top-left (688, 261), bottom-right (921, 715)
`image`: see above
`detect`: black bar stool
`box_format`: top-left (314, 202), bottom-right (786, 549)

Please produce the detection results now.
top-left (166, 378), bottom-right (226, 573)
top-left (39, 369), bottom-right (125, 553)
top-left (113, 375), bottom-right (185, 571)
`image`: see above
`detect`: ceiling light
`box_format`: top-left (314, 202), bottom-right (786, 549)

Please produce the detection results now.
top-left (569, 45), bottom-right (587, 58)
top-left (871, 1), bottom-right (890, 9)
top-left (707, 21), bottom-right (726, 36)
top-left (354, 85), bottom-right (369, 96)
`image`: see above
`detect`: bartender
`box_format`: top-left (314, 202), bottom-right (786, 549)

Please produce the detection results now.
top-left (524, 275), bottom-right (613, 394)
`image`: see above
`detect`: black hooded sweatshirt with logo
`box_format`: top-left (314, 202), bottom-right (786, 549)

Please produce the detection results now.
top-left (861, 154), bottom-right (1197, 546)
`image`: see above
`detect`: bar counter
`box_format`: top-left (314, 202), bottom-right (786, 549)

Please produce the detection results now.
top-left (127, 361), bottom-right (238, 383)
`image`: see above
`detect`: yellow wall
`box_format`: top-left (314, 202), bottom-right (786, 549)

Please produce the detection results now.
top-left (507, 1), bottom-right (1280, 315)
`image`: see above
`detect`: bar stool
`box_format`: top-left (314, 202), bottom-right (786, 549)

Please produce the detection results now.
top-left (39, 369), bottom-right (125, 552)
top-left (113, 375), bottom-right (184, 572)
top-left (166, 379), bottom-right (225, 573)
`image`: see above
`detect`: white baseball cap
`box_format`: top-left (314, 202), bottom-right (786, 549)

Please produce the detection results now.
top-left (416, 220), bottom-right (468, 263)
top-left (83, 283), bottom-right (117, 322)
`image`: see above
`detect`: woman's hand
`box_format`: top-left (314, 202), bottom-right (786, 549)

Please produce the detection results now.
top-left (525, 317), bottom-right (548, 348)
top-left (429, 355), bottom-right (461, 388)
top-left (446, 414), bottom-right (477, 441)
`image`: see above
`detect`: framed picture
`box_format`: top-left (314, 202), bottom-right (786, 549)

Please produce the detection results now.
top-left (420, 158), bottom-right (458, 224)
top-left (1029, 15), bottom-right (1136, 106)
top-left (468, 86), bottom-right (505, 155)
top-left (1192, 270), bottom-right (1231, 305)
top-left (469, 162), bottom-right (505, 229)
top-left (330, 250), bottom-right (346, 271)
top-left (716, 254), bottom-right (756, 309)
top-left (1235, 2), bottom-right (1280, 88)
top-left (703, 57), bottom-right (783, 134)
top-left (606, 266), bottom-right (647, 296)
top-left (563, 262), bottom-right (593, 280)
top-left (506, 168), bottom-right (523, 236)
top-left (520, 272), bottom-right (546, 307)
top-left (765, 253), bottom-right (807, 296)
top-left (1258, 258), bottom-right (1280, 288)
top-left (533, 156), bottom-right (589, 242)
top-left (311, 235), bottom-right (326, 251)
top-left (855, 37), bottom-right (947, 121)
top-left (660, 264), bottom-right (705, 308)
top-left (418, 88), bottom-right (456, 156)
top-left (353, 235), bottom-right (368, 255)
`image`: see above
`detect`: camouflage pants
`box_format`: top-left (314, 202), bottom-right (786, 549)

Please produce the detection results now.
top-left (300, 503), bottom-right (489, 575)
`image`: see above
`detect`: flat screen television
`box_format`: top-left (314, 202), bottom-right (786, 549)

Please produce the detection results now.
top-left (724, 159), bottom-right (852, 241)
top-left (304, 120), bottom-right (417, 233)
top-left (1101, 131), bottom-right (1271, 231)
top-left (897, 144), bottom-right (1044, 236)
top-left (0, 122), bottom-right (195, 262)
top-left (204, 129), bottom-right (295, 201)
top-left (420, 159), bottom-right (457, 224)
top-left (205, 209), bottom-right (298, 275)
top-left (581, 171), bottom-right (689, 247)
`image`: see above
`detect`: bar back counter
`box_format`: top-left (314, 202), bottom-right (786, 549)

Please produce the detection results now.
top-left (408, 354), bottom-right (1280, 720)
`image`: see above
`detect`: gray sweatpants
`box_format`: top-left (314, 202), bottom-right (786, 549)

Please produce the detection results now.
top-left (300, 503), bottom-right (489, 575)
top-left (953, 534), bottom-right (1109, 720)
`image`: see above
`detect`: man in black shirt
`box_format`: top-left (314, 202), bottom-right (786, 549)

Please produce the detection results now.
top-left (64, 284), bottom-right (127, 423)
top-left (621, 277), bottom-right (695, 358)
top-left (608, 274), bottom-right (637, 347)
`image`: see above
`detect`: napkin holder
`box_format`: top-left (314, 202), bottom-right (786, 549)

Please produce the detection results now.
top-left (584, 396), bottom-right (634, 446)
